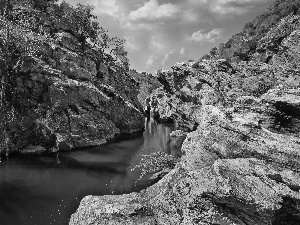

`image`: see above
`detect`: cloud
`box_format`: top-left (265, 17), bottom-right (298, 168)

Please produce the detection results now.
top-left (162, 47), bottom-right (190, 68)
top-left (150, 35), bottom-right (166, 52)
top-left (188, 28), bottom-right (222, 43)
top-left (95, 0), bottom-right (119, 16)
top-left (128, 0), bottom-right (180, 23)
top-left (63, 0), bottom-right (274, 73)
top-left (125, 36), bottom-right (139, 50)
top-left (186, 0), bottom-right (270, 16)
top-left (146, 54), bottom-right (162, 70)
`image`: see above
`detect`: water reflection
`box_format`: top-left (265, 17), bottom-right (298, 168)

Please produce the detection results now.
top-left (143, 117), bottom-right (181, 157)
top-left (0, 119), bottom-right (180, 225)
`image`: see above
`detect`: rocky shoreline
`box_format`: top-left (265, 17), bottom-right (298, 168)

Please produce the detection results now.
top-left (0, 15), bottom-right (145, 155)
top-left (69, 90), bottom-right (300, 224)
top-left (69, 6), bottom-right (300, 224)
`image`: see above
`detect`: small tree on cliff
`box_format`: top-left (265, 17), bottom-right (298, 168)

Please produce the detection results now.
top-left (56, 1), bottom-right (130, 72)
top-left (0, 0), bottom-right (50, 155)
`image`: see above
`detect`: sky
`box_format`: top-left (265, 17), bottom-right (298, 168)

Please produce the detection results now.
top-left (62, 0), bottom-right (275, 73)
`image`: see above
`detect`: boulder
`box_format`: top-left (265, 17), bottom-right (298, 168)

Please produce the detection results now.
top-left (70, 105), bottom-right (300, 224)
top-left (69, 2), bottom-right (300, 224)
top-left (11, 26), bottom-right (144, 152)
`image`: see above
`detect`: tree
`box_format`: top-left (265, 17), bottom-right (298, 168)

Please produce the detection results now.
top-left (111, 45), bottom-right (130, 72)
top-left (0, 0), bottom-right (131, 155)
top-left (0, 0), bottom-right (50, 155)
top-left (54, 1), bottom-right (129, 71)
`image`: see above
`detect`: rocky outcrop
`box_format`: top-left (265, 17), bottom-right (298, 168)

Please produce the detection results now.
top-left (13, 31), bottom-right (144, 152)
top-left (145, 61), bottom-right (219, 131)
top-left (70, 102), bottom-right (300, 224)
top-left (211, 0), bottom-right (300, 62)
top-left (70, 2), bottom-right (300, 223)
top-left (129, 70), bottom-right (162, 110)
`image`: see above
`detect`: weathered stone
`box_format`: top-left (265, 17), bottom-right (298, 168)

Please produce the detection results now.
top-left (69, 194), bottom-right (156, 225)
top-left (70, 105), bottom-right (300, 225)
top-left (70, 2), bottom-right (300, 224)
top-left (10, 21), bottom-right (144, 152)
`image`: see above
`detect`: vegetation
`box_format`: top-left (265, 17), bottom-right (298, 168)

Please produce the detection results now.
top-left (0, 0), bottom-right (130, 156)
top-left (205, 0), bottom-right (300, 61)
top-left (131, 152), bottom-right (179, 181)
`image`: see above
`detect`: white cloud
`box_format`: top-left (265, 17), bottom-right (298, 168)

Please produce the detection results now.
top-left (125, 36), bottom-right (139, 50)
top-left (128, 0), bottom-right (180, 23)
top-left (91, 0), bottom-right (119, 17)
top-left (147, 54), bottom-right (162, 69)
top-left (185, 0), bottom-right (270, 16)
top-left (62, 0), bottom-right (274, 73)
top-left (188, 28), bottom-right (222, 43)
top-left (150, 35), bottom-right (166, 52)
top-left (162, 47), bottom-right (190, 68)
top-left (180, 47), bottom-right (189, 56)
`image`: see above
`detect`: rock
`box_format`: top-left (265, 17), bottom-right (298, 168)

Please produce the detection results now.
top-left (261, 88), bottom-right (300, 115)
top-left (169, 130), bottom-right (187, 157)
top-left (69, 194), bottom-right (156, 225)
top-left (69, 1), bottom-right (300, 224)
top-left (261, 88), bottom-right (300, 136)
top-left (20, 145), bottom-right (48, 154)
top-left (70, 105), bottom-right (300, 225)
top-left (129, 70), bottom-right (162, 110)
top-left (8, 20), bottom-right (144, 152)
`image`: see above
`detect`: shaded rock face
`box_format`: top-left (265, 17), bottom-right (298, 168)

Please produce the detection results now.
top-left (129, 70), bottom-right (162, 110)
top-left (145, 61), bottom-right (218, 131)
top-left (69, 1), bottom-right (300, 223)
top-left (14, 31), bottom-right (144, 151)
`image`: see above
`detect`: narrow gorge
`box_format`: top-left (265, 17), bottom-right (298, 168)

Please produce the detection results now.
top-left (0, 0), bottom-right (300, 225)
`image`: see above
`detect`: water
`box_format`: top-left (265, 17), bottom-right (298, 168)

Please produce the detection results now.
top-left (0, 119), bottom-right (180, 225)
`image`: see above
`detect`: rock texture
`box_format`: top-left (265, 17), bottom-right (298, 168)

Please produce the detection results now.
top-left (12, 27), bottom-right (144, 151)
top-left (70, 102), bottom-right (300, 225)
top-left (70, 1), bottom-right (300, 224)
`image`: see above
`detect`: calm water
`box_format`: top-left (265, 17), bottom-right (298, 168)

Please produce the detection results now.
top-left (0, 119), bottom-right (179, 225)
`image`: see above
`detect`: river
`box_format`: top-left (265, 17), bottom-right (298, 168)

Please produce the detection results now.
top-left (0, 119), bottom-right (180, 225)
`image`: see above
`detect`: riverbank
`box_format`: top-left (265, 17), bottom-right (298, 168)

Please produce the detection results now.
top-left (0, 119), bottom-right (178, 225)
top-left (69, 2), bottom-right (300, 222)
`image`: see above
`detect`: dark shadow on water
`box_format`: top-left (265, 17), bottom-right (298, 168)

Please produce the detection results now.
top-left (0, 119), bottom-right (180, 225)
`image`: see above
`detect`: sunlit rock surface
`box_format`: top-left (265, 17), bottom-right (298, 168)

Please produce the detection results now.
top-left (70, 1), bottom-right (300, 223)
top-left (70, 104), bottom-right (300, 225)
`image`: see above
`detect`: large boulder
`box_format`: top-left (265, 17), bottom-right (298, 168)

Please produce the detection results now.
top-left (70, 102), bottom-right (300, 224)
top-left (14, 31), bottom-right (144, 151)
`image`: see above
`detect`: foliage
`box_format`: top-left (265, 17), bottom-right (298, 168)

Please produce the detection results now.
top-left (131, 152), bottom-right (179, 181)
top-left (0, 0), bottom-right (130, 155)
top-left (49, 1), bottom-right (129, 72)
top-left (212, 0), bottom-right (300, 62)
top-left (0, 0), bottom-right (52, 156)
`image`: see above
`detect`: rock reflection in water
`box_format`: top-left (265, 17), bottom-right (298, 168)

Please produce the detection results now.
top-left (143, 117), bottom-right (181, 157)
top-left (0, 119), bottom-right (180, 225)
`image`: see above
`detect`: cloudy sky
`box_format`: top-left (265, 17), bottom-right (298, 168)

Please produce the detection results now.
top-left (62, 0), bottom-right (275, 73)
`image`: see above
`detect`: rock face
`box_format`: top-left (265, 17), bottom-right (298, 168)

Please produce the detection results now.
top-left (129, 70), bottom-right (162, 110)
top-left (210, 0), bottom-right (300, 62)
top-left (70, 102), bottom-right (300, 225)
top-left (70, 1), bottom-right (300, 224)
top-left (13, 31), bottom-right (144, 151)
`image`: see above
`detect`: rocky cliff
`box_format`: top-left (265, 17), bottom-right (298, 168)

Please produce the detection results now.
top-left (17, 31), bottom-right (144, 152)
top-left (0, 3), bottom-right (144, 153)
top-left (70, 0), bottom-right (300, 224)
